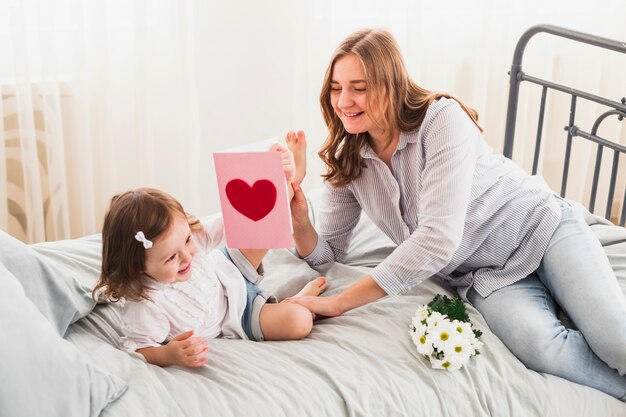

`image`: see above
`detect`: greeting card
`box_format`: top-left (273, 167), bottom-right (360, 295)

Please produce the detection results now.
top-left (213, 142), bottom-right (293, 248)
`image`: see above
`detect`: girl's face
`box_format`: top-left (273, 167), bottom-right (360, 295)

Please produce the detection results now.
top-left (330, 54), bottom-right (383, 139)
top-left (143, 214), bottom-right (197, 284)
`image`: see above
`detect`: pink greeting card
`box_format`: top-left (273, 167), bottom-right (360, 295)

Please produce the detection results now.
top-left (213, 149), bottom-right (293, 249)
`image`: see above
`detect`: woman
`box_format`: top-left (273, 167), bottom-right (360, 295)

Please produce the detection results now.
top-left (287, 28), bottom-right (626, 400)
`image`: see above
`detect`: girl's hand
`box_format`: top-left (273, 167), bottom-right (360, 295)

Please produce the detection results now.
top-left (165, 330), bottom-right (209, 368)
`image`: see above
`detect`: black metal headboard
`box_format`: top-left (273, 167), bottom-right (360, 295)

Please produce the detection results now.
top-left (503, 24), bottom-right (626, 226)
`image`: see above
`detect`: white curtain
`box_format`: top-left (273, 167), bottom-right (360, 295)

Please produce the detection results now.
top-left (0, 0), bottom-right (200, 243)
top-left (1, 0), bottom-right (625, 243)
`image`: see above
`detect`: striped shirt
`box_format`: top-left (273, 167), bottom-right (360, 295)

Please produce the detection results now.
top-left (305, 98), bottom-right (561, 298)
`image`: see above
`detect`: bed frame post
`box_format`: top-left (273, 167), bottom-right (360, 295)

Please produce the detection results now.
top-left (503, 59), bottom-right (522, 158)
top-left (503, 26), bottom-right (541, 158)
top-left (502, 24), bottom-right (626, 159)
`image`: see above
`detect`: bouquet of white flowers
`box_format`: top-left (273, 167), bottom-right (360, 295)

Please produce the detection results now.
top-left (409, 294), bottom-right (483, 371)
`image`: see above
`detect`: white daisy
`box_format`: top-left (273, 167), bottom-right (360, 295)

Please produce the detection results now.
top-left (429, 319), bottom-right (458, 352)
top-left (442, 337), bottom-right (473, 365)
top-left (414, 332), bottom-right (435, 356)
top-left (426, 311), bottom-right (447, 328)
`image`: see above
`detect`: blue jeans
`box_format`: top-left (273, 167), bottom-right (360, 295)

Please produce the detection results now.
top-left (468, 198), bottom-right (626, 400)
top-left (219, 247), bottom-right (271, 342)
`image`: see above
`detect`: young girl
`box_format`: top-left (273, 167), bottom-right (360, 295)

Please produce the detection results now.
top-left (93, 138), bottom-right (326, 368)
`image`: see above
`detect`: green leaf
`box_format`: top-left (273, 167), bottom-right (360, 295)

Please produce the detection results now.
top-left (427, 294), bottom-right (470, 322)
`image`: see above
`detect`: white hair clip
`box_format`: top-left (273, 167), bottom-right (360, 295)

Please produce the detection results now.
top-left (134, 231), bottom-right (153, 249)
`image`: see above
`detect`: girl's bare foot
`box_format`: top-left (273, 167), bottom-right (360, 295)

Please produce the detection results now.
top-left (285, 130), bottom-right (307, 184)
top-left (294, 276), bottom-right (327, 297)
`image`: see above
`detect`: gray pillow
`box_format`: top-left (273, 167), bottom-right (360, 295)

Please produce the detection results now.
top-left (0, 263), bottom-right (127, 417)
top-left (0, 231), bottom-right (101, 335)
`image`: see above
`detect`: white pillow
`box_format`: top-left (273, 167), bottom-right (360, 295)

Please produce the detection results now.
top-left (0, 263), bottom-right (127, 417)
top-left (0, 231), bottom-right (101, 335)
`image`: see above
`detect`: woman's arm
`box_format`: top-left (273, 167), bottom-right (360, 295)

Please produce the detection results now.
top-left (366, 100), bottom-right (480, 296)
top-left (290, 182), bottom-right (384, 315)
top-left (290, 181), bottom-right (319, 257)
top-left (293, 101), bottom-right (481, 314)
top-left (290, 181), bottom-right (362, 263)
top-left (288, 274), bottom-right (387, 316)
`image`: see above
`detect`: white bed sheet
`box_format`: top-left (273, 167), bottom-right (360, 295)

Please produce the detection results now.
top-left (51, 196), bottom-right (626, 417)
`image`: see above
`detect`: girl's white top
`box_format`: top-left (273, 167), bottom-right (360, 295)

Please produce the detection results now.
top-left (120, 216), bottom-right (248, 353)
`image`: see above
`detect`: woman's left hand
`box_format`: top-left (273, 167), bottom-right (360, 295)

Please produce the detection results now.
top-left (269, 143), bottom-right (295, 183)
top-left (284, 294), bottom-right (344, 318)
top-left (290, 181), bottom-right (312, 231)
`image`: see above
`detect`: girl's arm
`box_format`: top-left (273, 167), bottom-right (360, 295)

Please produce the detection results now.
top-left (123, 303), bottom-right (208, 367)
top-left (137, 330), bottom-right (209, 368)
top-left (197, 216), bottom-right (227, 251)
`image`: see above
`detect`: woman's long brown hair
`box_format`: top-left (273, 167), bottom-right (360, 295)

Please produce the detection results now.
top-left (319, 28), bottom-right (482, 187)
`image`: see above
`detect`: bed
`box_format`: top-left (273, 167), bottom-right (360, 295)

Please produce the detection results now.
top-left (1, 24), bottom-right (625, 417)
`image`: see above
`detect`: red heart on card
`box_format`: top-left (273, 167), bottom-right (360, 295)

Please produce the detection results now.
top-left (225, 179), bottom-right (277, 221)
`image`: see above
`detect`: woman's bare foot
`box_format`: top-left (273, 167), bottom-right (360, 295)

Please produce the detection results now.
top-left (294, 276), bottom-right (327, 297)
top-left (285, 130), bottom-right (307, 184)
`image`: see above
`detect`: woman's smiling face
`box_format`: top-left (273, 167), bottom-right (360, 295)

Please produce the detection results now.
top-left (330, 54), bottom-right (383, 138)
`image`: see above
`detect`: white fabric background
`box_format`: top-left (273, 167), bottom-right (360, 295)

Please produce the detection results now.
top-left (1, 0), bottom-right (625, 242)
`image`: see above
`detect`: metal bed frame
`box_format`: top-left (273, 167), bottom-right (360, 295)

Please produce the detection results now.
top-left (503, 24), bottom-right (626, 226)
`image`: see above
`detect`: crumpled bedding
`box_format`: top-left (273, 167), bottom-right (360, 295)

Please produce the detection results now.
top-left (54, 197), bottom-right (626, 417)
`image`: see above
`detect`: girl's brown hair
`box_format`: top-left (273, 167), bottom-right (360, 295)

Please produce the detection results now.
top-left (93, 187), bottom-right (201, 303)
top-left (319, 28), bottom-right (482, 187)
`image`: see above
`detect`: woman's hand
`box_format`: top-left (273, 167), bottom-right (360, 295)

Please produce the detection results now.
top-left (290, 181), bottom-right (311, 231)
top-left (284, 294), bottom-right (344, 318)
top-left (269, 143), bottom-right (296, 184)
top-left (286, 275), bottom-right (387, 318)
top-left (290, 181), bottom-right (319, 257)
